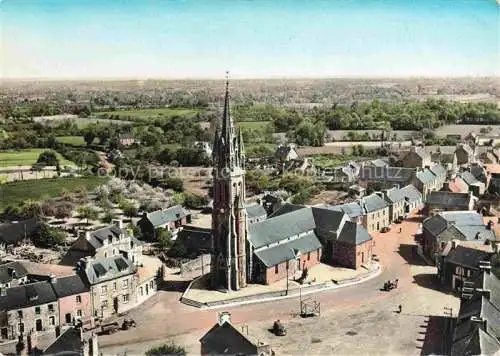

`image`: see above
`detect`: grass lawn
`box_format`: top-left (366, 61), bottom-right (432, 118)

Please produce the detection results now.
top-left (0, 149), bottom-right (75, 168)
top-left (238, 121), bottom-right (272, 130)
top-left (56, 136), bottom-right (88, 146)
top-left (0, 176), bottom-right (108, 210)
top-left (96, 108), bottom-right (199, 120)
top-left (311, 154), bottom-right (367, 168)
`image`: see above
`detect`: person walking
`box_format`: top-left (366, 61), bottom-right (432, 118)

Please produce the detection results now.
top-left (398, 304), bottom-right (402, 314)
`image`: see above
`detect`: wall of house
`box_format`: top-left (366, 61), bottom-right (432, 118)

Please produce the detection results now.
top-left (136, 277), bottom-right (158, 305)
top-left (58, 291), bottom-right (92, 326)
top-left (403, 152), bottom-right (425, 168)
top-left (4, 301), bottom-right (59, 340)
top-left (90, 274), bottom-right (137, 320)
top-left (362, 207), bottom-right (389, 233)
top-left (332, 240), bottom-right (372, 269)
top-left (264, 248), bottom-right (321, 285)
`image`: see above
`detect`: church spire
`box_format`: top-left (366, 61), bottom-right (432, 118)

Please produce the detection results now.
top-left (221, 71), bottom-right (232, 141)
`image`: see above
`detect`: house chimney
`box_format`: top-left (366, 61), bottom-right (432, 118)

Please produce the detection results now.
top-left (218, 311), bottom-right (231, 325)
top-left (49, 274), bottom-right (57, 284)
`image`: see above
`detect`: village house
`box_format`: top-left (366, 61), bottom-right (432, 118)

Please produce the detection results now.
top-left (136, 206), bottom-right (190, 241)
top-left (485, 164), bottom-right (500, 194)
top-left (428, 164), bottom-right (447, 191)
top-left (78, 255), bottom-right (137, 320)
top-left (200, 312), bottom-right (272, 356)
top-left (194, 141), bottom-right (213, 157)
top-left (359, 193), bottom-right (390, 234)
top-left (329, 220), bottom-right (374, 269)
top-left (383, 187), bottom-right (406, 224)
top-left (443, 177), bottom-right (470, 194)
top-left (437, 242), bottom-right (495, 291)
top-left (451, 268), bottom-right (500, 356)
top-left (469, 163), bottom-right (490, 186)
top-left (274, 143), bottom-right (300, 162)
top-left (459, 170), bottom-right (486, 196)
top-left (401, 146), bottom-right (431, 168)
top-left (0, 261), bottom-right (29, 289)
top-left (425, 191), bottom-right (476, 215)
top-left (431, 150), bottom-right (458, 173)
top-left (358, 165), bottom-right (415, 191)
top-left (50, 274), bottom-right (92, 328)
top-left (43, 326), bottom-right (100, 356)
top-left (0, 281), bottom-right (59, 341)
top-left (420, 211), bottom-right (496, 262)
top-left (399, 184), bottom-right (424, 214)
top-left (413, 167), bottom-right (439, 201)
top-left (455, 143), bottom-right (475, 166)
top-left (135, 255), bottom-right (163, 305)
top-left (329, 202), bottom-right (363, 225)
top-left (0, 219), bottom-right (41, 257)
top-left (61, 220), bottom-right (143, 266)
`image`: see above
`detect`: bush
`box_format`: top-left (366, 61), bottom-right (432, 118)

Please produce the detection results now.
top-left (37, 150), bottom-right (60, 166)
top-left (119, 201), bottom-right (138, 217)
top-left (156, 228), bottom-right (173, 251)
top-left (145, 343), bottom-right (186, 356)
top-left (164, 177), bottom-right (184, 192)
top-left (33, 224), bottom-right (66, 247)
top-left (184, 193), bottom-right (208, 209)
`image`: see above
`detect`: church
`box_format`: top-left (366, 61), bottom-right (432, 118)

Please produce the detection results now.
top-left (210, 81), bottom-right (374, 291)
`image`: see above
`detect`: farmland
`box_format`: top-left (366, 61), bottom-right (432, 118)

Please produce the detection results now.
top-left (0, 176), bottom-right (108, 210)
top-left (56, 136), bottom-right (87, 146)
top-left (96, 108), bottom-right (199, 121)
top-left (0, 149), bottom-right (75, 167)
top-left (238, 121), bottom-right (272, 130)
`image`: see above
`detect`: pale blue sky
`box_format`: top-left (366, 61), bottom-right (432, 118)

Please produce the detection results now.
top-left (1, 0), bottom-right (498, 79)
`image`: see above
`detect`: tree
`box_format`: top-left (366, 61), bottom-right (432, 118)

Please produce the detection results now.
top-left (77, 206), bottom-right (99, 224)
top-left (54, 202), bottom-right (74, 221)
top-left (184, 193), bottom-right (208, 209)
top-left (33, 224), bottom-right (66, 248)
top-left (145, 343), bottom-right (186, 356)
top-left (164, 178), bottom-right (184, 192)
top-left (156, 228), bottom-right (173, 251)
top-left (37, 150), bottom-right (60, 166)
top-left (120, 201), bottom-right (138, 217)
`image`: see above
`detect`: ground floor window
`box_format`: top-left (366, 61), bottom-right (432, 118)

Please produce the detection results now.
top-left (150, 280), bottom-right (154, 289)
top-left (122, 294), bottom-right (129, 303)
top-left (49, 316), bottom-right (55, 326)
top-left (77, 310), bottom-right (82, 317)
top-left (139, 286), bottom-right (143, 296)
top-left (36, 319), bottom-right (42, 331)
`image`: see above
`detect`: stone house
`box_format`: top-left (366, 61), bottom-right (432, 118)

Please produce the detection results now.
top-left (359, 193), bottom-right (390, 234)
top-left (438, 242), bottom-right (494, 291)
top-left (455, 143), bottom-right (475, 166)
top-left (200, 312), bottom-right (272, 356)
top-left (358, 166), bottom-right (415, 191)
top-left (136, 206), bottom-right (190, 241)
top-left (413, 168), bottom-right (438, 201)
top-left (399, 184), bottom-right (423, 214)
top-left (425, 191), bottom-right (476, 215)
top-left (61, 220), bottom-right (143, 266)
top-left (0, 281), bottom-right (59, 340)
top-left (274, 144), bottom-right (300, 162)
top-left (459, 171), bottom-right (486, 196)
top-left (135, 255), bottom-right (163, 306)
top-left (383, 187), bottom-right (406, 224)
top-left (330, 221), bottom-right (373, 269)
top-left (0, 261), bottom-right (29, 289)
top-left (401, 146), bottom-right (431, 168)
top-left (330, 202), bottom-right (363, 225)
top-left (50, 275), bottom-right (91, 327)
top-left (428, 164), bottom-right (447, 191)
top-left (421, 211), bottom-right (495, 262)
top-left (78, 256), bottom-right (138, 320)
top-left (431, 151), bottom-right (458, 173)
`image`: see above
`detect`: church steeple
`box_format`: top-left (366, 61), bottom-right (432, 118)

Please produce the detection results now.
top-left (211, 75), bottom-right (248, 292)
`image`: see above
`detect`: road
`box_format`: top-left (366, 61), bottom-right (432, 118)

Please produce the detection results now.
top-left (99, 213), bottom-right (459, 355)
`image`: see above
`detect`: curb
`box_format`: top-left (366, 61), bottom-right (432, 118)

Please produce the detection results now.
top-left (181, 262), bottom-right (382, 310)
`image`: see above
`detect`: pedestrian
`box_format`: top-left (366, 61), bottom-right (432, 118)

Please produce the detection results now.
top-left (398, 304), bottom-right (402, 313)
top-left (399, 227), bottom-right (402, 233)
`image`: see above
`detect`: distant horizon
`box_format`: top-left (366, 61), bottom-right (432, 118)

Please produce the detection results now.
top-left (2, 0), bottom-right (498, 79)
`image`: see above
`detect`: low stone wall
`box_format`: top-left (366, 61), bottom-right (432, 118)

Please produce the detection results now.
top-left (181, 262), bottom-right (381, 309)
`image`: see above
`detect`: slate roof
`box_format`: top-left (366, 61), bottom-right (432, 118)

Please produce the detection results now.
top-left (43, 327), bottom-right (83, 355)
top-left (330, 202), bottom-right (363, 218)
top-left (51, 275), bottom-right (89, 298)
top-left (199, 321), bottom-right (259, 355)
top-left (311, 206), bottom-right (346, 233)
top-left (0, 281), bottom-right (57, 310)
top-left (267, 203), bottom-right (306, 218)
top-left (456, 143), bottom-right (474, 155)
top-left (426, 191), bottom-right (473, 208)
top-left (86, 225), bottom-right (126, 249)
top-left (384, 187), bottom-right (406, 203)
top-left (445, 246), bottom-right (492, 269)
top-left (254, 231), bottom-right (322, 267)
top-left (460, 171), bottom-right (480, 185)
top-left (248, 208), bottom-right (316, 249)
top-left (367, 159), bottom-right (388, 167)
top-left (359, 166), bottom-right (415, 183)
top-left (143, 205), bottom-right (187, 227)
top-left (82, 256), bottom-right (137, 285)
top-left (408, 147), bottom-right (429, 160)
top-left (337, 221), bottom-right (372, 245)
top-left (0, 219), bottom-right (41, 244)
top-left (245, 204), bottom-right (267, 219)
top-left (429, 164), bottom-right (446, 177)
top-left (399, 184), bottom-right (422, 203)
top-left (416, 169), bottom-right (436, 184)
top-left (431, 152), bottom-right (456, 164)
top-left (360, 193), bottom-right (389, 213)
top-left (423, 211), bottom-right (484, 238)
top-left (0, 261), bottom-right (28, 283)
top-left (176, 227), bottom-right (212, 252)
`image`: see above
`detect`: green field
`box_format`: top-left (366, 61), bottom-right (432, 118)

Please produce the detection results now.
top-left (0, 149), bottom-right (75, 167)
top-left (97, 108), bottom-right (199, 120)
top-left (311, 154), bottom-right (367, 168)
top-left (56, 136), bottom-right (88, 146)
top-left (238, 121), bottom-right (272, 130)
top-left (0, 177), bottom-right (108, 210)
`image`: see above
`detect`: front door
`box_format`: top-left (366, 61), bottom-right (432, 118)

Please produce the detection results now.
top-left (1, 327), bottom-right (8, 339)
top-left (361, 252), bottom-right (365, 264)
top-left (35, 319), bottom-right (42, 331)
top-left (65, 313), bottom-right (71, 324)
top-left (296, 257), bottom-right (301, 271)
top-left (113, 297), bottom-right (119, 314)
top-left (145, 284), bottom-right (149, 295)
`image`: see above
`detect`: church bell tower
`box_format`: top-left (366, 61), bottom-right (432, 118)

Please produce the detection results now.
top-left (210, 75), bottom-right (248, 291)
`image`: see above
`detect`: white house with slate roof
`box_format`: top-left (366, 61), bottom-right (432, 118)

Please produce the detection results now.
top-left (0, 261), bottom-right (29, 289)
top-left (136, 205), bottom-right (190, 241)
top-left (78, 255), bottom-right (138, 320)
top-left (61, 219), bottom-right (143, 266)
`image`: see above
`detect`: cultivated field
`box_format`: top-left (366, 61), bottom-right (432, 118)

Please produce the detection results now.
top-left (96, 108), bottom-right (199, 120)
top-left (56, 136), bottom-right (88, 146)
top-left (0, 176), bottom-right (108, 210)
top-left (238, 121), bottom-right (272, 129)
top-left (0, 149), bottom-right (75, 167)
